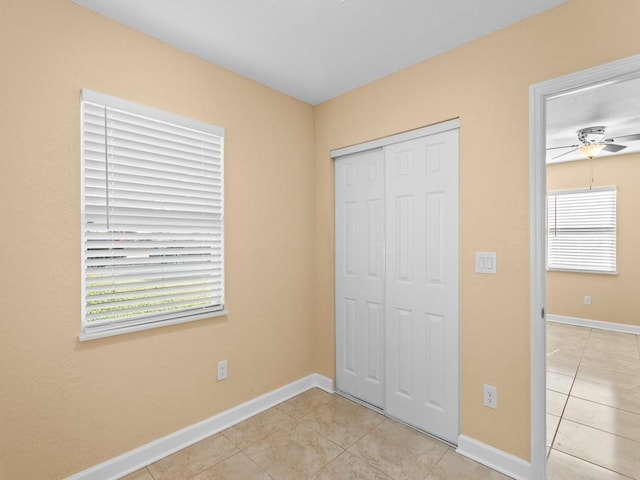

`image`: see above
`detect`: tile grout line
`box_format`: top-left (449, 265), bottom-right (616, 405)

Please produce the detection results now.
top-left (549, 448), bottom-right (636, 480)
top-left (548, 325), bottom-right (591, 454)
top-left (568, 385), bottom-right (640, 417)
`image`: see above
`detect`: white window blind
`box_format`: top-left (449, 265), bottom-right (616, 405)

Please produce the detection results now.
top-left (81, 89), bottom-right (225, 340)
top-left (547, 187), bottom-right (616, 273)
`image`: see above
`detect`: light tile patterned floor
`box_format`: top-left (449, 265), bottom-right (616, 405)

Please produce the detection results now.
top-left (121, 322), bottom-right (640, 479)
top-left (546, 322), bottom-right (640, 480)
top-left (121, 389), bottom-right (510, 480)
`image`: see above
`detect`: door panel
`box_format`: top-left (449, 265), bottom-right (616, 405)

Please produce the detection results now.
top-left (334, 127), bottom-right (459, 443)
top-left (384, 129), bottom-right (459, 443)
top-left (335, 148), bottom-right (385, 408)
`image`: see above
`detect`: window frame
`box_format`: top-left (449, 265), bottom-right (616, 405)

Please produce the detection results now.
top-left (546, 186), bottom-right (617, 275)
top-left (80, 89), bottom-right (227, 341)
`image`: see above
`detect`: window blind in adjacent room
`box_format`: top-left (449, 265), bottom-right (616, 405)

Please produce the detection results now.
top-left (547, 187), bottom-right (616, 274)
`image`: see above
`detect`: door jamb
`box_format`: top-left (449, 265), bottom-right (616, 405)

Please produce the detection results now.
top-left (529, 54), bottom-right (640, 480)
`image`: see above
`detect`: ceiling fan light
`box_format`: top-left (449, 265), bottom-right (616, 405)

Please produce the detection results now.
top-left (578, 143), bottom-right (606, 159)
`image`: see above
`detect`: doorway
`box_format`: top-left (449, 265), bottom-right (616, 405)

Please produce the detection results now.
top-left (530, 54), bottom-right (640, 480)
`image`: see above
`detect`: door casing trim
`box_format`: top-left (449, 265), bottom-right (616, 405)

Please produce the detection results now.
top-left (330, 118), bottom-right (459, 158)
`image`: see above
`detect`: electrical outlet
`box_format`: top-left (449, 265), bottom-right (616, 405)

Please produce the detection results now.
top-left (584, 296), bottom-right (591, 306)
top-left (483, 384), bottom-right (497, 409)
top-left (217, 360), bottom-right (228, 381)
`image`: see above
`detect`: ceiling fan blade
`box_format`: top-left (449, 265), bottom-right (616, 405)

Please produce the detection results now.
top-left (603, 143), bottom-right (627, 153)
top-left (604, 133), bottom-right (640, 143)
top-left (546, 144), bottom-right (579, 151)
top-left (551, 147), bottom-right (579, 160)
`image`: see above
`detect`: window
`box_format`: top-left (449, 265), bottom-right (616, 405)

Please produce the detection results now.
top-left (81, 89), bottom-right (225, 340)
top-left (547, 187), bottom-right (616, 274)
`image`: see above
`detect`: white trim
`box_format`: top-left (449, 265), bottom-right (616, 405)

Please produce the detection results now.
top-left (311, 373), bottom-right (335, 393)
top-left (78, 310), bottom-right (230, 342)
top-left (65, 374), bottom-right (334, 480)
top-left (81, 89), bottom-right (225, 136)
top-left (456, 435), bottom-right (531, 480)
top-left (529, 53), bottom-right (640, 480)
top-left (529, 66), bottom-right (548, 480)
top-left (547, 314), bottom-right (640, 335)
top-left (330, 118), bottom-right (460, 158)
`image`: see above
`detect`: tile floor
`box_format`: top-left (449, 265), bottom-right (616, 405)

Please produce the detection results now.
top-left (546, 322), bottom-right (640, 480)
top-left (121, 322), bottom-right (640, 480)
top-left (121, 389), bottom-right (510, 480)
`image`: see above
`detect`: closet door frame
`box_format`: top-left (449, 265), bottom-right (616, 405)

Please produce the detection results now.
top-left (332, 118), bottom-right (460, 436)
top-left (331, 119), bottom-right (460, 159)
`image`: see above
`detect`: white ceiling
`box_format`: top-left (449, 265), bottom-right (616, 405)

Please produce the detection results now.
top-left (72, 0), bottom-right (569, 105)
top-left (547, 75), bottom-right (640, 164)
top-left (71, 0), bottom-right (640, 161)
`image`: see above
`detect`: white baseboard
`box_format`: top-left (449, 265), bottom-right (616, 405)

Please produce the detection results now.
top-left (456, 435), bottom-right (531, 480)
top-left (312, 372), bottom-right (335, 393)
top-left (66, 374), bottom-right (334, 480)
top-left (547, 314), bottom-right (640, 335)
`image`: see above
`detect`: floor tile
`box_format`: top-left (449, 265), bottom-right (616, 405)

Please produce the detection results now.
top-left (547, 449), bottom-right (633, 480)
top-left (580, 353), bottom-right (640, 377)
top-left (298, 396), bottom-right (385, 448)
top-left (546, 390), bottom-right (568, 416)
top-left (243, 421), bottom-right (343, 479)
top-left (191, 452), bottom-right (272, 480)
top-left (311, 451), bottom-right (393, 480)
top-left (576, 363), bottom-right (640, 391)
top-left (546, 354), bottom-right (580, 377)
top-left (426, 449), bottom-right (510, 479)
top-left (582, 341), bottom-right (639, 361)
top-left (588, 329), bottom-right (639, 347)
top-left (546, 345), bottom-right (583, 363)
top-left (571, 378), bottom-right (640, 415)
top-left (586, 337), bottom-right (639, 359)
top-left (563, 396), bottom-right (640, 443)
top-left (348, 419), bottom-right (449, 480)
top-left (547, 414), bottom-right (560, 447)
top-left (546, 371), bottom-right (573, 394)
top-left (223, 407), bottom-right (295, 449)
top-left (546, 337), bottom-right (586, 355)
top-left (553, 419), bottom-right (640, 478)
top-left (549, 323), bottom-right (591, 341)
top-left (276, 388), bottom-right (334, 419)
top-left (147, 434), bottom-right (238, 480)
top-left (119, 468), bottom-right (155, 480)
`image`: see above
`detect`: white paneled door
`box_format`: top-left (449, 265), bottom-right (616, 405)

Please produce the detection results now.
top-left (335, 148), bottom-right (386, 408)
top-left (384, 130), bottom-right (459, 444)
top-left (335, 126), bottom-right (459, 444)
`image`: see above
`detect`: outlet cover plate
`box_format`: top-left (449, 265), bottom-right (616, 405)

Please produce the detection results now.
top-left (483, 384), bottom-right (497, 409)
top-left (217, 360), bottom-right (228, 381)
top-left (475, 252), bottom-right (497, 274)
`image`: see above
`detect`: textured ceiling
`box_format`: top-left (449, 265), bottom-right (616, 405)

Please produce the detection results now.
top-left (547, 75), bottom-right (640, 164)
top-left (72, 0), bottom-right (568, 105)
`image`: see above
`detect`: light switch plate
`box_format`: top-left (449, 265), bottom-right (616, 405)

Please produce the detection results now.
top-left (475, 252), bottom-right (497, 274)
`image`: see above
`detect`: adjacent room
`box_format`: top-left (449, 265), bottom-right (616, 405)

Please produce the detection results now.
top-left (2, 1), bottom-right (640, 479)
top-left (544, 77), bottom-right (640, 477)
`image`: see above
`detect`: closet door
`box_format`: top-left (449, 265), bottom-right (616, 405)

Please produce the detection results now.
top-left (384, 129), bottom-right (459, 444)
top-left (335, 148), bottom-right (385, 408)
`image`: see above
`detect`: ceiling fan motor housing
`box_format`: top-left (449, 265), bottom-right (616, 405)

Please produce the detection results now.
top-left (577, 126), bottom-right (606, 144)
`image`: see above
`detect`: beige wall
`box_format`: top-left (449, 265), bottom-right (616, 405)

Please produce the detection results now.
top-left (547, 153), bottom-right (640, 326)
top-left (4, 0), bottom-right (640, 478)
top-left (0, 1), bottom-right (315, 478)
top-left (314, 0), bottom-right (640, 461)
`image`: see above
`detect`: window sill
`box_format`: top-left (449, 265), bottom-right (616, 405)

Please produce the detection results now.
top-left (78, 309), bottom-right (229, 342)
top-left (547, 268), bottom-right (618, 276)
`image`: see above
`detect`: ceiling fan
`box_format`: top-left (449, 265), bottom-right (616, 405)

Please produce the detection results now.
top-left (547, 126), bottom-right (640, 160)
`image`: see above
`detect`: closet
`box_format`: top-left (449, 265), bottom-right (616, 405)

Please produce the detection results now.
top-left (334, 120), bottom-right (459, 444)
